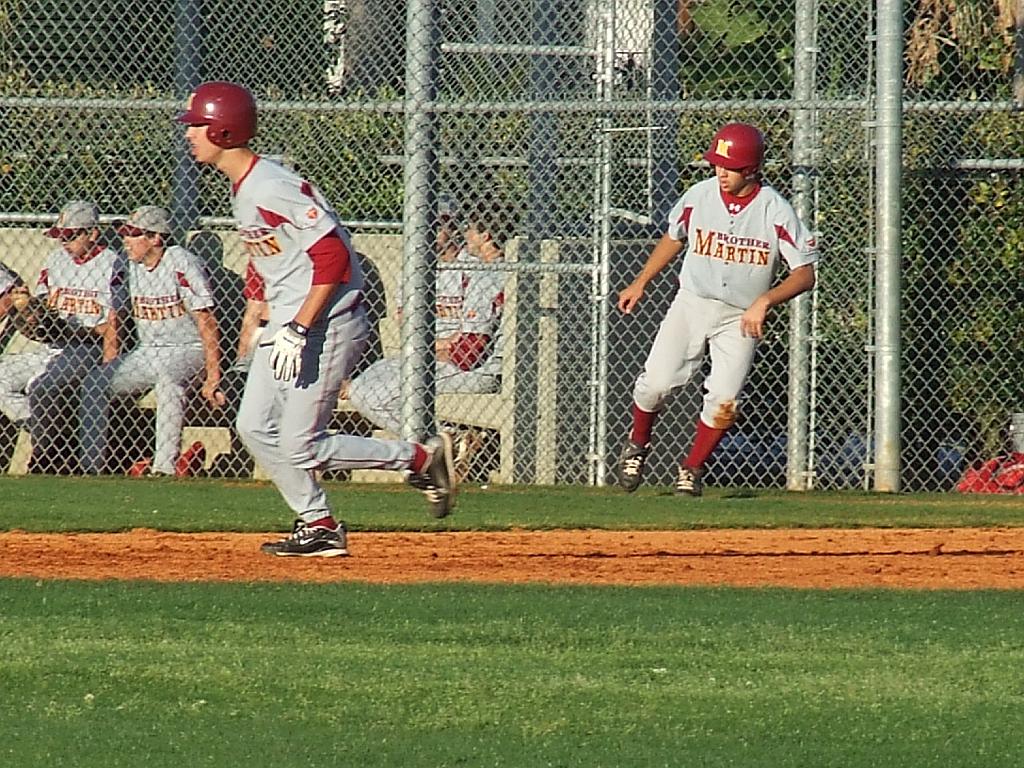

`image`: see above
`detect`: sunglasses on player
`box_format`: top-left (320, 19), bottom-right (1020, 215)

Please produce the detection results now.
top-left (57, 229), bottom-right (89, 243)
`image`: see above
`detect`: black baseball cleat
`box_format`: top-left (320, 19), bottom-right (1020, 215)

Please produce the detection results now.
top-left (618, 440), bottom-right (650, 493)
top-left (675, 466), bottom-right (704, 497)
top-left (407, 432), bottom-right (457, 518)
top-left (260, 519), bottom-right (349, 557)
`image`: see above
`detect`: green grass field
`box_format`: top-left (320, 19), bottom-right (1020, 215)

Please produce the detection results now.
top-left (2, 475), bottom-right (1023, 532)
top-left (1, 477), bottom-right (1023, 767)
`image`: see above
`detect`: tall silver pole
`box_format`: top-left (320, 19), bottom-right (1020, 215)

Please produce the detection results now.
top-left (593, 2), bottom-right (615, 486)
top-left (400, 0), bottom-right (441, 441)
top-left (873, 0), bottom-right (903, 491)
top-left (786, 0), bottom-right (817, 491)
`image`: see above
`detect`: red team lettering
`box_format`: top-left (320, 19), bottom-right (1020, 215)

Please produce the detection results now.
top-left (49, 287), bottom-right (102, 317)
top-left (692, 227), bottom-right (771, 266)
top-left (132, 297), bottom-right (188, 321)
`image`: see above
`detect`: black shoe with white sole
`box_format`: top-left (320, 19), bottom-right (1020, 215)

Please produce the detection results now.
top-left (261, 520), bottom-right (349, 557)
top-left (675, 466), bottom-right (704, 497)
top-left (407, 433), bottom-right (457, 518)
top-left (618, 440), bottom-right (650, 493)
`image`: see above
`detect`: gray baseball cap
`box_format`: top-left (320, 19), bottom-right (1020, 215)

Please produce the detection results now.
top-left (46, 200), bottom-right (100, 238)
top-left (118, 205), bottom-right (172, 236)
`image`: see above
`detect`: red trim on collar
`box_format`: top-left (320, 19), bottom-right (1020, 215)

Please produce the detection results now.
top-left (232, 155), bottom-right (261, 196)
top-left (720, 183), bottom-right (761, 214)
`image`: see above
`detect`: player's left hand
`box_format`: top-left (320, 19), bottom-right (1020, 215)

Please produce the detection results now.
top-left (740, 297), bottom-right (770, 339)
top-left (617, 281), bottom-right (645, 314)
top-left (269, 322), bottom-right (308, 381)
top-left (201, 375), bottom-right (226, 408)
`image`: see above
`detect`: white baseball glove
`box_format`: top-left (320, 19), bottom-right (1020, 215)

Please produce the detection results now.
top-left (268, 322), bottom-right (307, 381)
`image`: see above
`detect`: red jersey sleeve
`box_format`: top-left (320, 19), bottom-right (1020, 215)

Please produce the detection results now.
top-left (307, 230), bottom-right (352, 285)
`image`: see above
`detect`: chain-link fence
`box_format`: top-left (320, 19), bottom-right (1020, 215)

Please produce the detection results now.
top-left (0, 0), bottom-right (1020, 490)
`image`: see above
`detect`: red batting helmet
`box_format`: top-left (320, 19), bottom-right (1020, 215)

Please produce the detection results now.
top-left (177, 81), bottom-right (257, 149)
top-left (703, 123), bottom-right (765, 171)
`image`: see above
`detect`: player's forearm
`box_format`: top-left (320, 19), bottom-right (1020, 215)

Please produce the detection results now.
top-left (237, 301), bottom-right (264, 359)
top-left (99, 311), bottom-right (119, 361)
top-left (292, 283), bottom-right (337, 329)
top-left (764, 264), bottom-right (816, 307)
top-left (634, 235), bottom-right (682, 287)
top-left (195, 310), bottom-right (223, 377)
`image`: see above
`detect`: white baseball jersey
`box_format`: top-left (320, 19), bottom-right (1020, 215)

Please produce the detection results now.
top-left (128, 245), bottom-right (214, 347)
top-left (436, 257), bottom-right (470, 338)
top-left (458, 268), bottom-right (504, 336)
top-left (397, 247), bottom-right (471, 338)
top-left (347, 263), bottom-right (507, 434)
top-left (667, 177), bottom-right (818, 310)
top-left (35, 244), bottom-right (125, 339)
top-left (232, 157), bottom-right (364, 328)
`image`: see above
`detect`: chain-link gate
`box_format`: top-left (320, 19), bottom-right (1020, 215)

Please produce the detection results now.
top-left (0, 0), bottom-right (1020, 491)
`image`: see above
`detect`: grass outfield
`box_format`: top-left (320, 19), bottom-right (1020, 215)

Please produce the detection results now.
top-left (0, 475), bottom-right (1023, 532)
top-left (2, 478), bottom-right (1022, 766)
top-left (1, 580), bottom-right (1023, 767)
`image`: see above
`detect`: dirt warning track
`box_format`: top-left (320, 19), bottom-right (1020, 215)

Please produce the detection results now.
top-left (2, 527), bottom-right (1024, 588)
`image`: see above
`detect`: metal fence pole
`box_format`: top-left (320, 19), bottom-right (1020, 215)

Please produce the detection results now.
top-left (170, 0), bottom-right (201, 238)
top-left (592, 2), bottom-right (614, 487)
top-left (873, 0), bottom-right (903, 491)
top-left (786, 0), bottom-right (817, 490)
top-left (400, 0), bottom-right (441, 442)
top-left (515, 0), bottom-right (561, 483)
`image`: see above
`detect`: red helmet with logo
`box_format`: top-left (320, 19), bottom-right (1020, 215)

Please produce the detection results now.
top-left (703, 122), bottom-right (765, 171)
top-left (177, 81), bottom-right (257, 149)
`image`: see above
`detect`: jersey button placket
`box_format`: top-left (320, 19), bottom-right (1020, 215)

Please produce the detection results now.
top-left (724, 219), bottom-right (733, 287)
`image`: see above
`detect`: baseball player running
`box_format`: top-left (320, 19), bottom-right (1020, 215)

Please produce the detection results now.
top-left (0, 200), bottom-right (125, 473)
top-left (178, 80), bottom-right (456, 558)
top-left (79, 206), bottom-right (224, 476)
top-left (617, 123), bottom-right (818, 496)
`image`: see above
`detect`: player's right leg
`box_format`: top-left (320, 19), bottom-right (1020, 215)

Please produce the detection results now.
top-left (151, 348), bottom-right (204, 475)
top-left (675, 312), bottom-right (757, 496)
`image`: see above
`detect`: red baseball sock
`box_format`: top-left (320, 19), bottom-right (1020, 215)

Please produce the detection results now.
top-left (410, 443), bottom-right (430, 473)
top-left (630, 404), bottom-right (658, 446)
top-left (683, 419), bottom-right (728, 471)
top-left (308, 515), bottom-right (338, 530)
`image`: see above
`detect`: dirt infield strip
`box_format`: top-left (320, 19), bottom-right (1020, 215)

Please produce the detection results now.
top-left (2, 528), bottom-right (1024, 588)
